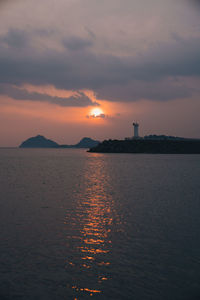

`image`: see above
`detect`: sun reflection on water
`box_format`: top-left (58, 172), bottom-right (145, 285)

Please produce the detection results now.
top-left (65, 157), bottom-right (115, 298)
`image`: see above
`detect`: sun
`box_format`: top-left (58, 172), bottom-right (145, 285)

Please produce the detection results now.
top-left (90, 107), bottom-right (104, 118)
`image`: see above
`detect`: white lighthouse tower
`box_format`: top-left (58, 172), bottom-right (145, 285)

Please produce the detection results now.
top-left (133, 122), bottom-right (139, 139)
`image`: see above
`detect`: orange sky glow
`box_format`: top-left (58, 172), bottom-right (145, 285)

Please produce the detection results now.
top-left (1, 86), bottom-right (200, 147)
top-left (0, 0), bottom-right (200, 146)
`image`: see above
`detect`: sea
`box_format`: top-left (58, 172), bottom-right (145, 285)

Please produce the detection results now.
top-left (0, 148), bottom-right (200, 300)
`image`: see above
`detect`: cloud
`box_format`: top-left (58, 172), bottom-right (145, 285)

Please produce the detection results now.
top-left (86, 113), bottom-right (105, 119)
top-left (63, 36), bottom-right (93, 51)
top-left (0, 28), bottom-right (200, 102)
top-left (0, 0), bottom-right (13, 6)
top-left (0, 29), bottom-right (29, 48)
top-left (188, 0), bottom-right (200, 7)
top-left (0, 84), bottom-right (99, 107)
top-left (97, 77), bottom-right (192, 102)
top-left (84, 27), bottom-right (96, 40)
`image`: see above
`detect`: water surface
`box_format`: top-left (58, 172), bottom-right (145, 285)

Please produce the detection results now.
top-left (0, 149), bottom-right (200, 299)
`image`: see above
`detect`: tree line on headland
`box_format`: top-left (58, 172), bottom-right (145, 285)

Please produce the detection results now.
top-left (88, 138), bottom-right (200, 154)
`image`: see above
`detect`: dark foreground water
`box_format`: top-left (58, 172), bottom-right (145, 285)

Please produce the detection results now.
top-left (0, 149), bottom-right (200, 300)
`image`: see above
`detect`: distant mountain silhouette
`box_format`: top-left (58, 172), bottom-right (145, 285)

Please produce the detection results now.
top-left (19, 135), bottom-right (99, 148)
top-left (19, 135), bottom-right (59, 148)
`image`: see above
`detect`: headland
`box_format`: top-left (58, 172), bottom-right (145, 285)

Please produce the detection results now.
top-left (88, 138), bottom-right (200, 154)
top-left (88, 122), bottom-right (200, 154)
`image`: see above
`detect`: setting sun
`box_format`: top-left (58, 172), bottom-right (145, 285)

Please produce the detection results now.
top-left (90, 108), bottom-right (104, 118)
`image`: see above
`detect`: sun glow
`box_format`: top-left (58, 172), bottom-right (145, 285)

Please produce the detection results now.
top-left (90, 107), bottom-right (104, 118)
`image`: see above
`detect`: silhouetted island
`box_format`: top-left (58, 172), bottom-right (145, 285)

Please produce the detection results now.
top-left (19, 135), bottom-right (99, 148)
top-left (88, 137), bottom-right (200, 154)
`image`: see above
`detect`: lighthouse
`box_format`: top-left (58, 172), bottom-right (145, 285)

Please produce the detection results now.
top-left (133, 122), bottom-right (139, 138)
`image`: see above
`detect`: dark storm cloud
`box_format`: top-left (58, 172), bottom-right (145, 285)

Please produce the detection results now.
top-left (0, 84), bottom-right (99, 107)
top-left (0, 29), bottom-right (200, 102)
top-left (63, 36), bottom-right (93, 51)
top-left (189, 0), bottom-right (200, 6)
top-left (131, 37), bottom-right (200, 80)
top-left (185, 0), bottom-right (200, 10)
top-left (97, 79), bottom-right (191, 102)
top-left (0, 29), bottom-right (29, 48)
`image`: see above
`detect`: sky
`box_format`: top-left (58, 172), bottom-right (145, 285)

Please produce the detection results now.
top-left (0, 0), bottom-right (200, 146)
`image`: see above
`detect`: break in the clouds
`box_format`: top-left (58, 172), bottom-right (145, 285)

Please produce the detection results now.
top-left (0, 84), bottom-right (99, 107)
top-left (0, 0), bottom-right (200, 103)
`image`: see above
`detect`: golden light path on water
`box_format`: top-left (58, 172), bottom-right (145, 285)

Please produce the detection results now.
top-left (65, 154), bottom-right (118, 299)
